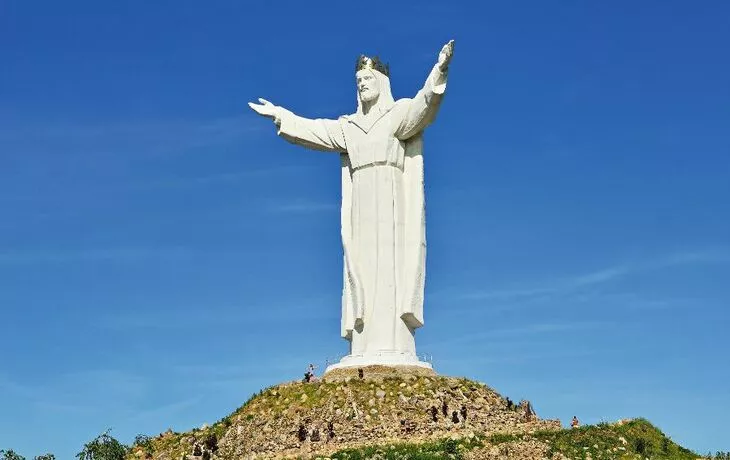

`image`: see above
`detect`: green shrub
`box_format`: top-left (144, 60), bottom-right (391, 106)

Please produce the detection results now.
top-left (0, 450), bottom-right (26, 460)
top-left (76, 430), bottom-right (128, 460)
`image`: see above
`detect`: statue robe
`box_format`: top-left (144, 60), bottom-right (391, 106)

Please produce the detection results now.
top-left (276, 65), bottom-right (447, 361)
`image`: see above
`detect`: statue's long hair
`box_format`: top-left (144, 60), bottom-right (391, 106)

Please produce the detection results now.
top-left (356, 68), bottom-right (395, 115)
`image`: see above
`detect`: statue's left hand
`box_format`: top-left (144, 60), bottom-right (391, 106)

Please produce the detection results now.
top-left (437, 40), bottom-right (455, 72)
top-left (248, 98), bottom-right (278, 119)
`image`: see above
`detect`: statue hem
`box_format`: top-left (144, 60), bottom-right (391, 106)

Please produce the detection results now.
top-left (324, 352), bottom-right (432, 374)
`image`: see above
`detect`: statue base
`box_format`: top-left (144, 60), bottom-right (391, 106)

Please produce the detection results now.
top-left (324, 352), bottom-right (433, 378)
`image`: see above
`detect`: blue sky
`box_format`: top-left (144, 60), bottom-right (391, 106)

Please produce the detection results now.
top-left (1, 0), bottom-right (729, 457)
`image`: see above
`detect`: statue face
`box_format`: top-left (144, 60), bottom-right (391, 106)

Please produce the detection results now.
top-left (356, 69), bottom-right (380, 103)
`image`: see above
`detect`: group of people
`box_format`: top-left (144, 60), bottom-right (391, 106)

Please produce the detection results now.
top-left (298, 419), bottom-right (336, 443)
top-left (427, 403), bottom-right (468, 424)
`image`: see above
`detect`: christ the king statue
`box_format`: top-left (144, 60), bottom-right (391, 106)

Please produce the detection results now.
top-left (249, 40), bottom-right (454, 371)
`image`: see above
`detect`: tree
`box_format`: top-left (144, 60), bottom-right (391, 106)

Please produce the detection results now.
top-left (76, 430), bottom-right (127, 460)
top-left (0, 450), bottom-right (26, 460)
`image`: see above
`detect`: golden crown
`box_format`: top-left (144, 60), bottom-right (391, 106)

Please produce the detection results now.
top-left (356, 55), bottom-right (390, 77)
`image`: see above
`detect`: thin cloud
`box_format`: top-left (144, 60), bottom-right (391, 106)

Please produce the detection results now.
top-left (171, 364), bottom-right (248, 377)
top-left (96, 296), bottom-right (339, 331)
top-left (423, 321), bottom-right (608, 349)
top-left (444, 347), bottom-right (596, 366)
top-left (0, 369), bottom-right (150, 416)
top-left (187, 357), bottom-right (320, 393)
top-left (0, 115), bottom-right (265, 157)
top-left (269, 199), bottom-right (338, 214)
top-left (0, 374), bottom-right (36, 399)
top-left (569, 267), bottom-right (629, 287)
top-left (0, 247), bottom-right (194, 265)
top-left (654, 248), bottom-right (730, 267)
top-left (125, 397), bottom-right (202, 424)
top-left (455, 266), bottom-right (628, 302)
top-left (446, 248), bottom-right (730, 303)
top-left (131, 165), bottom-right (315, 190)
top-left (588, 291), bottom-right (701, 311)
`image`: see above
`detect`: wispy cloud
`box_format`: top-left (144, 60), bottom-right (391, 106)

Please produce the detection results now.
top-left (95, 295), bottom-right (338, 331)
top-left (0, 115), bottom-right (265, 158)
top-left (125, 397), bottom-right (203, 424)
top-left (443, 347), bottom-right (596, 367)
top-left (0, 369), bottom-right (150, 416)
top-left (268, 198), bottom-right (338, 214)
top-left (442, 248), bottom-right (730, 304)
top-left (448, 266), bottom-right (629, 305)
top-left (131, 165), bottom-right (315, 191)
top-left (0, 246), bottom-right (194, 265)
top-left (423, 321), bottom-right (608, 349)
top-left (0, 374), bottom-right (37, 399)
top-left (652, 248), bottom-right (730, 267)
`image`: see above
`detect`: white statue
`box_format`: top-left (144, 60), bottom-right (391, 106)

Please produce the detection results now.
top-left (249, 40), bottom-right (454, 371)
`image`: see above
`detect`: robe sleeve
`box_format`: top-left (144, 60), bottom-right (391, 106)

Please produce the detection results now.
top-left (394, 65), bottom-right (448, 141)
top-left (275, 108), bottom-right (347, 153)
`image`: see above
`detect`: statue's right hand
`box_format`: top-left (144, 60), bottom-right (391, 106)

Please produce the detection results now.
top-left (248, 98), bottom-right (278, 119)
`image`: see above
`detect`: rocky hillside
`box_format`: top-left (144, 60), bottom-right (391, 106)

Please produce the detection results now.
top-left (128, 367), bottom-right (699, 460)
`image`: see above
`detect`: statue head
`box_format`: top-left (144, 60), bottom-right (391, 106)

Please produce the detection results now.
top-left (355, 55), bottom-right (394, 114)
top-left (356, 68), bottom-right (380, 103)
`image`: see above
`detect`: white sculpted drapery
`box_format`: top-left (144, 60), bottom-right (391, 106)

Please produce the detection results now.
top-left (249, 43), bottom-right (453, 370)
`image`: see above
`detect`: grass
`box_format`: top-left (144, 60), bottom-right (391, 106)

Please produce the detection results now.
top-left (329, 419), bottom-right (699, 460)
top-left (329, 436), bottom-right (483, 460)
top-left (532, 418), bottom-right (698, 459)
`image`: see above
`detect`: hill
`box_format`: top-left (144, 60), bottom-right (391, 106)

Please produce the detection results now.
top-left (127, 367), bottom-right (699, 460)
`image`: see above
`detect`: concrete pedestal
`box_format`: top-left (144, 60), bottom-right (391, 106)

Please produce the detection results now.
top-left (325, 351), bottom-right (433, 375)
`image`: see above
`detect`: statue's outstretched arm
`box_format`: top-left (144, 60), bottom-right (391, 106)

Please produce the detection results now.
top-left (394, 40), bottom-right (454, 141)
top-left (249, 98), bottom-right (347, 153)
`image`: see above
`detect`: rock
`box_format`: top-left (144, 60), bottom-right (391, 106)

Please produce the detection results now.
top-left (376, 389), bottom-right (386, 399)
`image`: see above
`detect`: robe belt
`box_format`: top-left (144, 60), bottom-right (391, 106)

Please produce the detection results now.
top-left (351, 161), bottom-right (403, 173)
